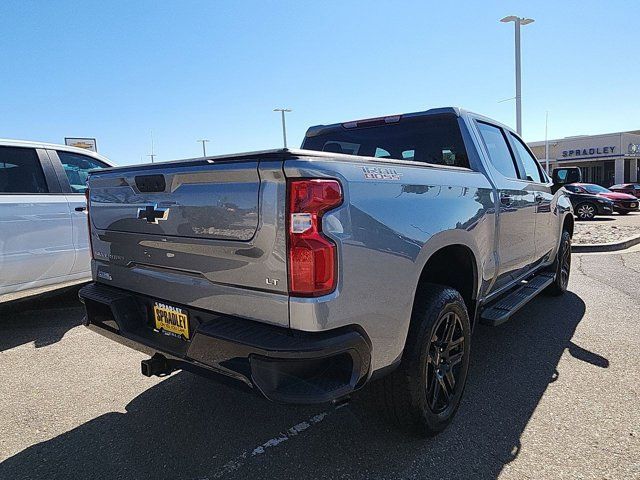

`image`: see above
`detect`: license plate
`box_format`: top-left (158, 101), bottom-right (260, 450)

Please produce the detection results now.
top-left (153, 302), bottom-right (190, 340)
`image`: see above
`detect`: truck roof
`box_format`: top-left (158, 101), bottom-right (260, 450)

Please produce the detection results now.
top-left (304, 107), bottom-right (462, 139)
top-left (303, 106), bottom-right (515, 139)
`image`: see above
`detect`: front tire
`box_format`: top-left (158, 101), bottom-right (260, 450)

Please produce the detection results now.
top-left (618, 211), bottom-right (629, 215)
top-left (575, 202), bottom-right (596, 220)
top-left (375, 285), bottom-right (471, 436)
top-left (545, 230), bottom-right (571, 296)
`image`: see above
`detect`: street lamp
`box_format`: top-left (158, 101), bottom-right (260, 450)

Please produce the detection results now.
top-left (500, 15), bottom-right (534, 136)
top-left (197, 139), bottom-right (210, 157)
top-left (273, 108), bottom-right (292, 148)
top-left (148, 130), bottom-right (156, 163)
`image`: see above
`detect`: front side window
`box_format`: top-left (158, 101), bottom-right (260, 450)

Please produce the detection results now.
top-left (57, 151), bottom-right (108, 193)
top-left (476, 122), bottom-right (518, 179)
top-left (509, 133), bottom-right (543, 182)
top-left (0, 147), bottom-right (48, 193)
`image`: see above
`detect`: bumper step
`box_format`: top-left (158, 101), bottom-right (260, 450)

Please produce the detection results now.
top-left (480, 272), bottom-right (555, 326)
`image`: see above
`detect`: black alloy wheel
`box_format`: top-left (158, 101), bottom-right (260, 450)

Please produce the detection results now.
top-left (545, 230), bottom-right (571, 296)
top-left (373, 284), bottom-right (471, 436)
top-left (559, 233), bottom-right (571, 290)
top-left (425, 311), bottom-right (465, 413)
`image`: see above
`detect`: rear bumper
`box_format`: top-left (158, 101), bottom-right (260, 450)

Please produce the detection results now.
top-left (79, 283), bottom-right (371, 404)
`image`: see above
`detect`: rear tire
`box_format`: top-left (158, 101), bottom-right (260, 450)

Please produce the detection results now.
top-left (545, 230), bottom-right (571, 296)
top-left (575, 202), bottom-right (596, 220)
top-left (375, 284), bottom-right (471, 436)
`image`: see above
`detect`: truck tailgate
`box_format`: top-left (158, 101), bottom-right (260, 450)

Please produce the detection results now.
top-left (87, 157), bottom-right (289, 327)
top-left (90, 162), bottom-right (260, 241)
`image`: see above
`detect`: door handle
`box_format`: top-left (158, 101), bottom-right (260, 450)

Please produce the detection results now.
top-left (75, 206), bottom-right (87, 212)
top-left (500, 193), bottom-right (512, 206)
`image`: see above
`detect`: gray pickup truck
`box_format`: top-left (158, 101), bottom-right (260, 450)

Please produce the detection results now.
top-left (79, 107), bottom-right (575, 435)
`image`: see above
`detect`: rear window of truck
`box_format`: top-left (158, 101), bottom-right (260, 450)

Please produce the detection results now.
top-left (302, 115), bottom-right (469, 168)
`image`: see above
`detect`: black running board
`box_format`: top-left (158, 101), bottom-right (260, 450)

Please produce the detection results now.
top-left (480, 272), bottom-right (555, 326)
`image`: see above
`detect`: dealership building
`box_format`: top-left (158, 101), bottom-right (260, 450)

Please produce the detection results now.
top-left (528, 130), bottom-right (640, 186)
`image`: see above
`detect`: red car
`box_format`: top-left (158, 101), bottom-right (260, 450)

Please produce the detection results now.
top-left (568, 183), bottom-right (639, 214)
top-left (610, 183), bottom-right (640, 199)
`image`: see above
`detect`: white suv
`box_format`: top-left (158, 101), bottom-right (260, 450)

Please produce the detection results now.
top-left (0, 139), bottom-right (115, 302)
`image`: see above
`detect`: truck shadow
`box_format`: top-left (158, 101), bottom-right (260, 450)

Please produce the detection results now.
top-left (0, 291), bottom-right (601, 480)
top-left (0, 287), bottom-right (85, 352)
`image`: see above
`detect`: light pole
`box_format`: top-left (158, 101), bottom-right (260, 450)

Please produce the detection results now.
top-left (500, 15), bottom-right (534, 136)
top-left (273, 108), bottom-right (292, 148)
top-left (544, 111), bottom-right (550, 174)
top-left (148, 131), bottom-right (156, 163)
top-left (197, 139), bottom-right (210, 157)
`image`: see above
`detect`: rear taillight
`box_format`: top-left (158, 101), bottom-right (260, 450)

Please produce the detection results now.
top-left (287, 179), bottom-right (342, 297)
top-left (85, 188), bottom-right (94, 259)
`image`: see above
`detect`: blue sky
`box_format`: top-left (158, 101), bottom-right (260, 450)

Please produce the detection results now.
top-left (2, 0), bottom-right (639, 164)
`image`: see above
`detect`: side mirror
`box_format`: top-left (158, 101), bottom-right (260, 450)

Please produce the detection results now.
top-left (551, 167), bottom-right (581, 193)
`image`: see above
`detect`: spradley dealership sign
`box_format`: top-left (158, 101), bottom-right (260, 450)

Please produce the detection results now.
top-left (547, 132), bottom-right (640, 163)
top-left (65, 137), bottom-right (97, 152)
top-left (562, 146), bottom-right (616, 158)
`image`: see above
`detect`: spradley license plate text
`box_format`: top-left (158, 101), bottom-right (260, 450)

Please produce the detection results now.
top-left (153, 302), bottom-right (189, 340)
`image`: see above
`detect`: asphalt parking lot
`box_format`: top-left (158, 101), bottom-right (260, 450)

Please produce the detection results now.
top-left (1, 249), bottom-right (639, 480)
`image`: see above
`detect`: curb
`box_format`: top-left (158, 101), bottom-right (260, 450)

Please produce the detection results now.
top-left (573, 234), bottom-right (640, 253)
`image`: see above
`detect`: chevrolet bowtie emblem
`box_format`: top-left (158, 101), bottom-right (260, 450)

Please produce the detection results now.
top-left (137, 205), bottom-right (169, 224)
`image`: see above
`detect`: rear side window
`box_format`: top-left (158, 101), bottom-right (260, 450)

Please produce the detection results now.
top-left (302, 115), bottom-right (469, 168)
top-left (476, 122), bottom-right (518, 179)
top-left (509, 133), bottom-right (543, 183)
top-left (0, 147), bottom-right (48, 193)
top-left (57, 151), bottom-right (108, 193)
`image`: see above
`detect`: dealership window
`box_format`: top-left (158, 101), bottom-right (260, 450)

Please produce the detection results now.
top-left (0, 147), bottom-right (48, 193)
top-left (592, 166), bottom-right (603, 184)
top-left (57, 151), bottom-right (108, 193)
top-left (476, 122), bottom-right (518, 179)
